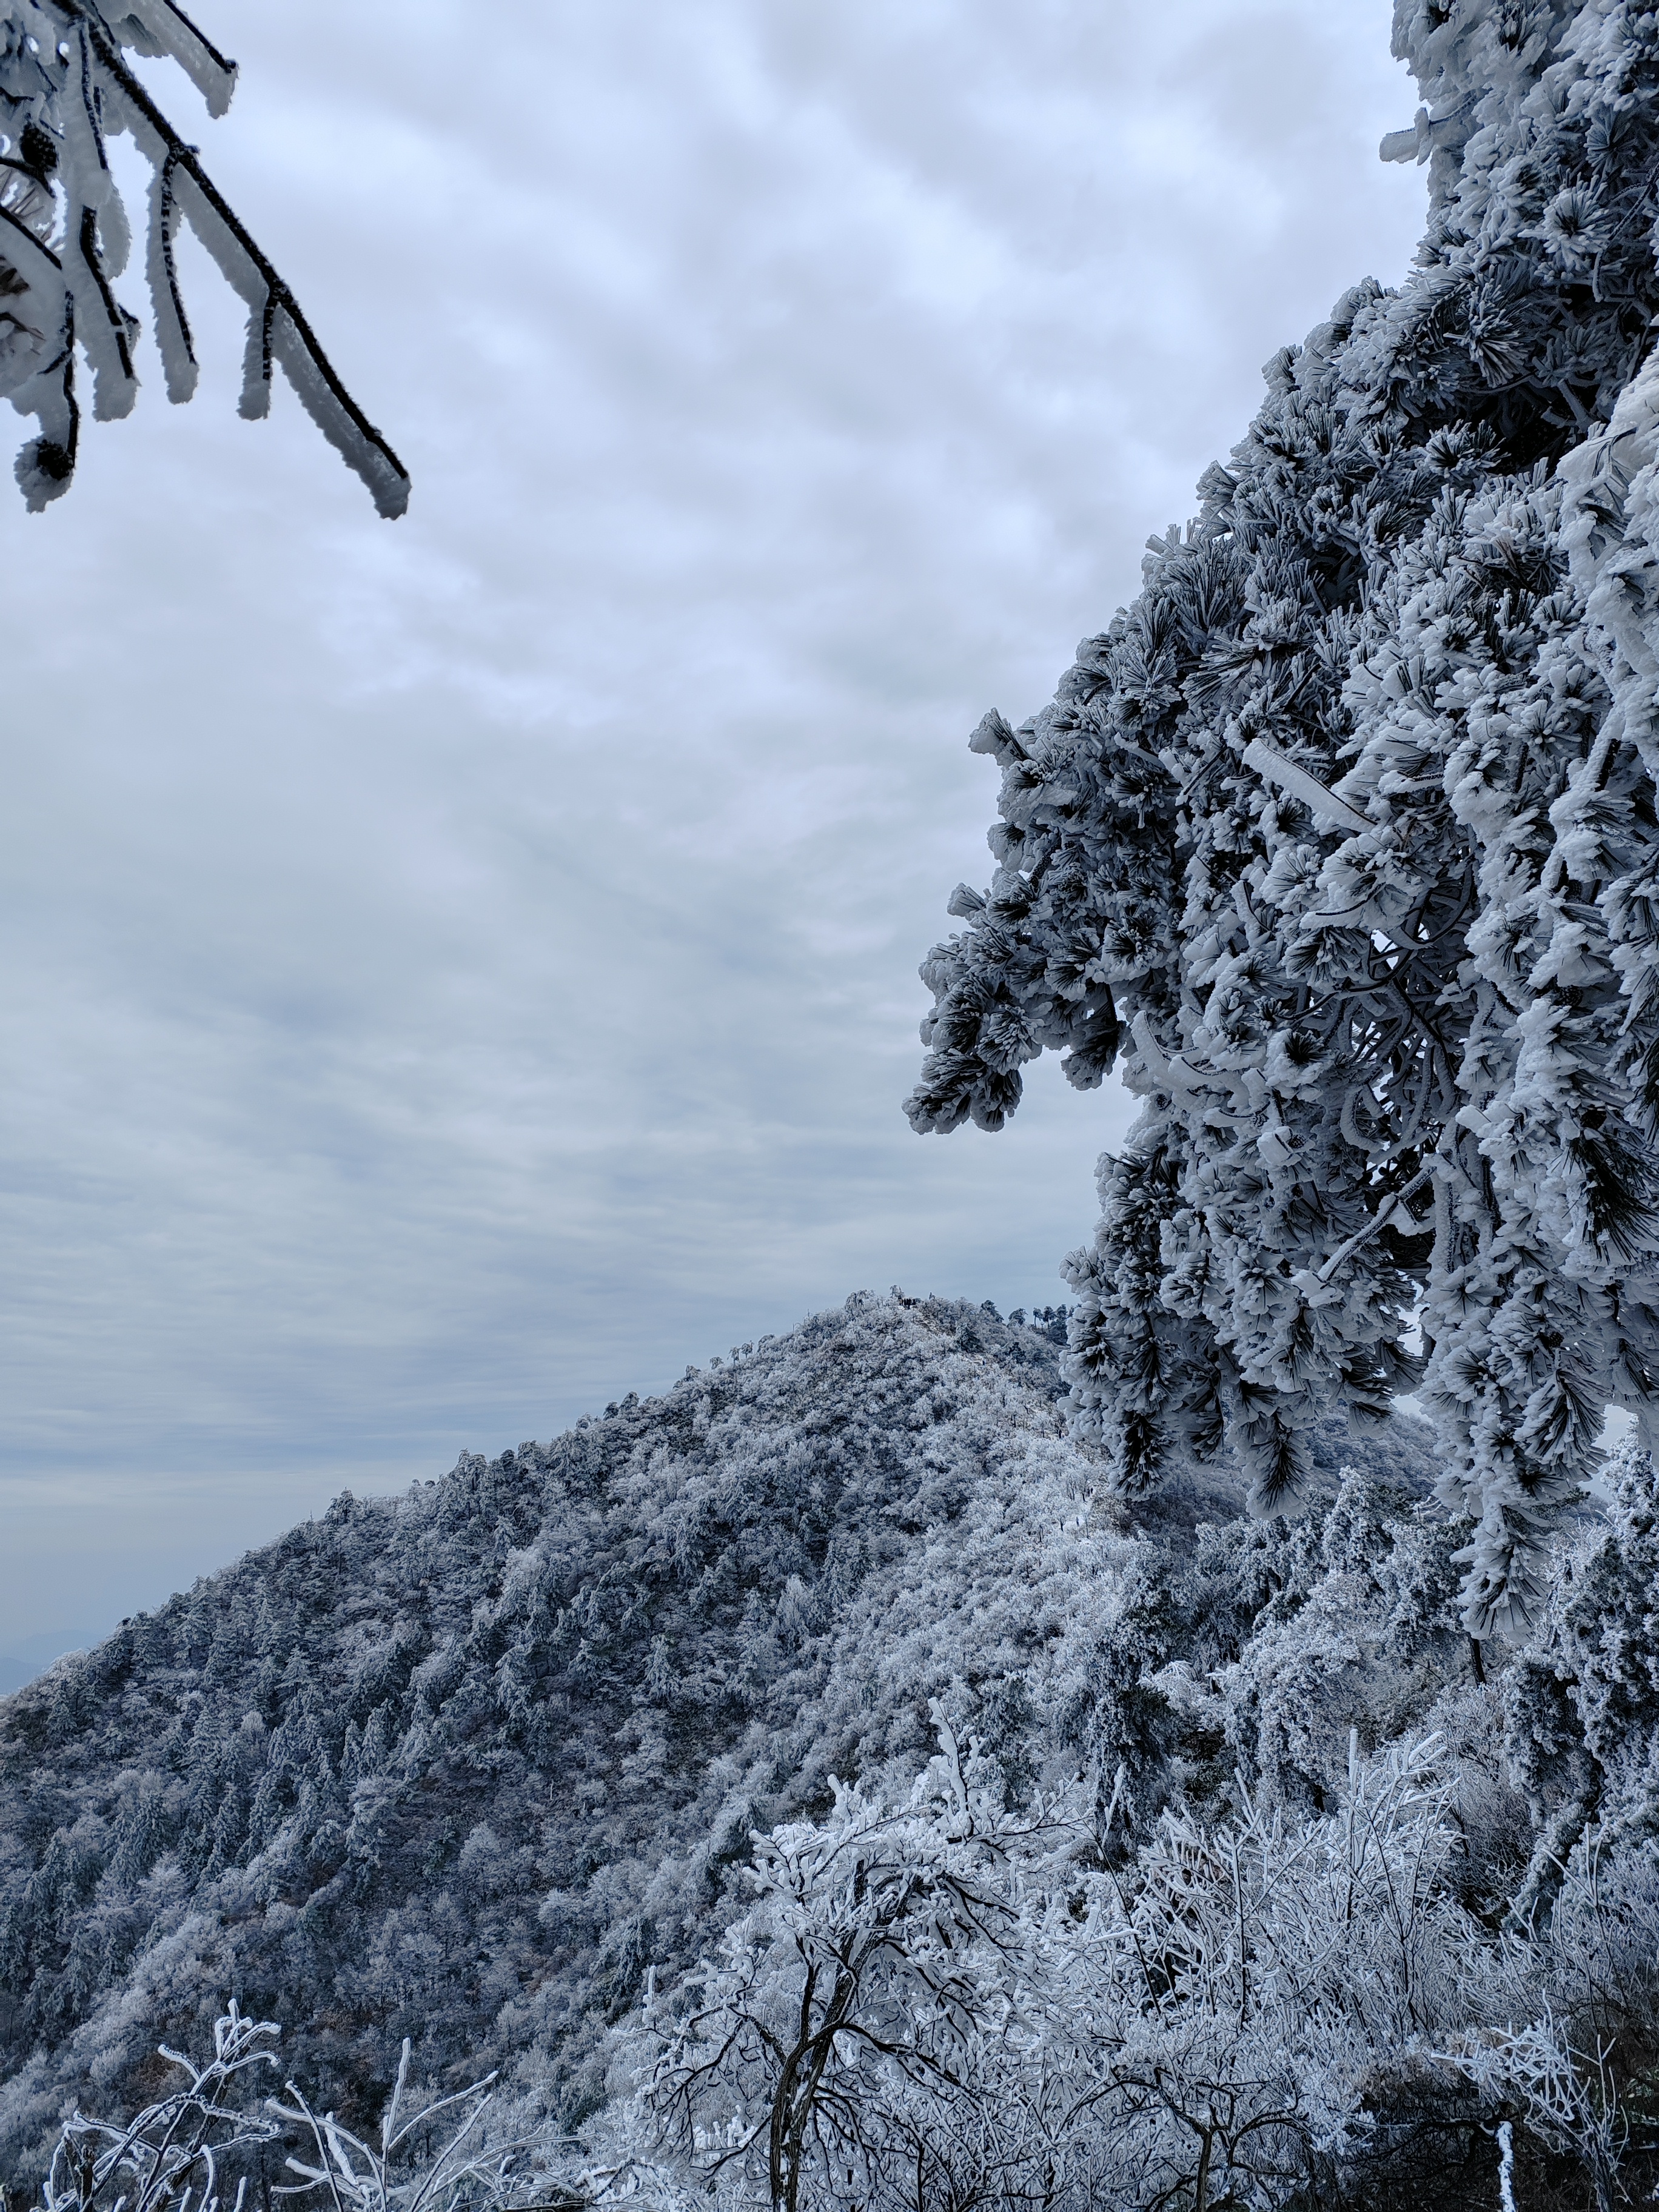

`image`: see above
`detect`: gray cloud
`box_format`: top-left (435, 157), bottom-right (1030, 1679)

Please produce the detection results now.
top-left (0, 0), bottom-right (1424, 1637)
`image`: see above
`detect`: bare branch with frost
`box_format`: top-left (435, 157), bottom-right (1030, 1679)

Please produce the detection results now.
top-left (0, 0), bottom-right (407, 512)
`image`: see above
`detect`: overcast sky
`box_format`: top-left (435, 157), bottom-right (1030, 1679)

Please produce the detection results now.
top-left (0, 0), bottom-right (1426, 1645)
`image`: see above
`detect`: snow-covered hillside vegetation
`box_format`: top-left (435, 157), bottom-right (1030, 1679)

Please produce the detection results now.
top-left (12, 1295), bottom-right (1659, 2208)
top-left (0, 1296), bottom-right (1447, 2188)
top-left (0, 1301), bottom-right (1094, 2152)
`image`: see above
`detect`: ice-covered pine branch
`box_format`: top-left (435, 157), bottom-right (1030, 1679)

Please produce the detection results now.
top-left (0, 0), bottom-right (407, 514)
top-left (909, 0), bottom-right (1659, 1640)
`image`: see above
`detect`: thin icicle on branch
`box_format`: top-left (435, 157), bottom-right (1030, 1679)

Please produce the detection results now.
top-left (0, 0), bottom-right (408, 514)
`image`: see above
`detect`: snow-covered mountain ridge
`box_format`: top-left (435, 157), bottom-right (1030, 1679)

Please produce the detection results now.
top-left (0, 1293), bottom-right (1439, 2178)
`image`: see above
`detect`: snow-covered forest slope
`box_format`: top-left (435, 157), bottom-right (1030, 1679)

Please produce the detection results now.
top-left (14, 1297), bottom-right (1659, 2208)
top-left (0, 1296), bottom-right (1437, 2184)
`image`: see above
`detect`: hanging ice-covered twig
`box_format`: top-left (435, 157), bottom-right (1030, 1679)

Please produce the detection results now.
top-left (0, 0), bottom-right (408, 514)
top-left (1313, 1162), bottom-right (1434, 1287)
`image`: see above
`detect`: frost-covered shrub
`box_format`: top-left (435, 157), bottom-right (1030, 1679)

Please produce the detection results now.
top-left (1504, 1440), bottom-right (1659, 1922)
top-left (629, 1717), bottom-right (1088, 2212)
top-left (30, 2003), bottom-right (280, 2212)
top-left (621, 1729), bottom-right (1481, 2212)
top-left (25, 2006), bottom-right (558, 2212)
top-left (1444, 1834), bottom-right (1659, 2212)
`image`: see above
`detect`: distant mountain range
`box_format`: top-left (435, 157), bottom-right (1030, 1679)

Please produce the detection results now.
top-left (0, 1632), bottom-right (98, 1698)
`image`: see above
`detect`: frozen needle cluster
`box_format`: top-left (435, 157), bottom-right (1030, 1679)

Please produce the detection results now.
top-left (911, 0), bottom-right (1659, 1636)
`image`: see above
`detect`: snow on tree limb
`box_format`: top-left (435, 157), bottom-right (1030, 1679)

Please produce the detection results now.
top-left (0, 0), bottom-right (408, 514)
top-left (910, 0), bottom-right (1659, 1632)
top-left (1240, 739), bottom-right (1371, 838)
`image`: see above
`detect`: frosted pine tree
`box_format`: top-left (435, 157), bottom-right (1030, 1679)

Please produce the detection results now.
top-left (0, 0), bottom-right (406, 511)
top-left (911, 0), bottom-right (1659, 1635)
